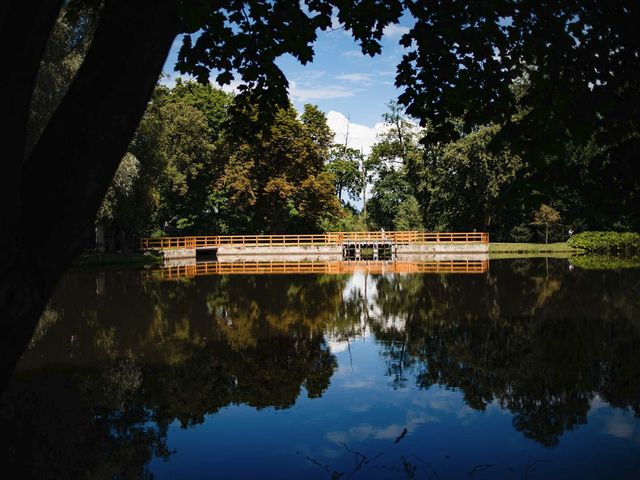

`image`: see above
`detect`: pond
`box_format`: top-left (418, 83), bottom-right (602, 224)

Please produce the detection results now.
top-left (3, 258), bottom-right (640, 479)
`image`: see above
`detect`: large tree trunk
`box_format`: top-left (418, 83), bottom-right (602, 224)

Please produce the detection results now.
top-left (0, 0), bottom-right (179, 392)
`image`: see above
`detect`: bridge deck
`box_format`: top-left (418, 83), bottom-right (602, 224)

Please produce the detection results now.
top-left (141, 231), bottom-right (489, 250)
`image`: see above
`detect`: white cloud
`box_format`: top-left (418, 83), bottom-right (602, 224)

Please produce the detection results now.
top-left (326, 111), bottom-right (389, 154)
top-left (342, 49), bottom-right (365, 58)
top-left (383, 24), bottom-right (410, 38)
top-left (218, 79), bottom-right (244, 94)
top-left (335, 73), bottom-right (374, 85)
top-left (289, 81), bottom-right (356, 102)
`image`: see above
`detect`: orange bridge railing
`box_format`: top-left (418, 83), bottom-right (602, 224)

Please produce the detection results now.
top-left (147, 259), bottom-right (489, 279)
top-left (140, 231), bottom-right (489, 250)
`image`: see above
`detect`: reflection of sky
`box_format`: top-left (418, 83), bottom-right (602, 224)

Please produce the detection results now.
top-left (150, 328), bottom-right (640, 479)
top-left (336, 272), bottom-right (406, 341)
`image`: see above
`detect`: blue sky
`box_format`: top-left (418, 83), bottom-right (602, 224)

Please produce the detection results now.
top-left (161, 15), bottom-right (414, 154)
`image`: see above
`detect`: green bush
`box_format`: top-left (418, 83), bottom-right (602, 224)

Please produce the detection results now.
top-left (567, 231), bottom-right (640, 253)
top-left (510, 224), bottom-right (532, 242)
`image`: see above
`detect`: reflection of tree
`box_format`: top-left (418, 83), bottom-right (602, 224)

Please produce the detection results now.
top-left (0, 371), bottom-right (169, 479)
top-left (2, 271), bottom-right (347, 476)
top-left (6, 257), bottom-right (640, 479)
top-left (372, 259), bottom-right (640, 446)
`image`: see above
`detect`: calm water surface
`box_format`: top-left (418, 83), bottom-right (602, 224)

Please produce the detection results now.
top-left (3, 258), bottom-right (640, 479)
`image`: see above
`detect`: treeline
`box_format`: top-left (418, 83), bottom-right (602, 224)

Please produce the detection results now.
top-left (96, 80), bottom-right (343, 251)
top-left (359, 101), bottom-right (640, 242)
top-left (97, 81), bottom-right (639, 251)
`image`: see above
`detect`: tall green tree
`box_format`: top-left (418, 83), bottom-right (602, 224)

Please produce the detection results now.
top-left (327, 147), bottom-right (363, 203)
top-left (214, 104), bottom-right (341, 233)
top-left (366, 102), bottom-right (425, 230)
top-left (95, 153), bottom-right (141, 252)
top-left (130, 88), bottom-right (217, 234)
top-left (393, 196), bottom-right (424, 231)
top-left (421, 124), bottom-right (523, 232)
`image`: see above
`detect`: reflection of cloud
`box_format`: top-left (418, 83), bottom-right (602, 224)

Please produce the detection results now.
top-left (342, 378), bottom-right (376, 389)
top-left (342, 271), bottom-right (379, 304)
top-left (406, 410), bottom-right (439, 427)
top-left (347, 403), bottom-right (371, 413)
top-left (590, 394), bottom-right (607, 411)
top-left (328, 340), bottom-right (348, 353)
top-left (350, 423), bottom-right (404, 441)
top-left (410, 389), bottom-right (474, 419)
top-left (326, 411), bottom-right (437, 445)
top-left (605, 412), bottom-right (635, 439)
top-left (429, 398), bottom-right (454, 411)
top-left (326, 431), bottom-right (348, 444)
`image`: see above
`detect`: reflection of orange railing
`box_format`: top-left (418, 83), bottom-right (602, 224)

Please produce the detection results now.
top-left (147, 260), bottom-right (489, 279)
top-left (140, 231), bottom-right (489, 250)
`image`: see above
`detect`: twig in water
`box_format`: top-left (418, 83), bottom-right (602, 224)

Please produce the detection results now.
top-left (296, 450), bottom-right (344, 478)
top-left (394, 427), bottom-right (408, 444)
top-left (468, 464), bottom-right (494, 477)
top-left (524, 457), bottom-right (540, 480)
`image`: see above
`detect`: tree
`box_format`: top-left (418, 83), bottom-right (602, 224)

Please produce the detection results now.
top-left (327, 147), bottom-right (363, 203)
top-left (367, 169), bottom-right (413, 230)
top-left (146, 98), bottom-right (216, 232)
top-left (421, 124), bottom-right (523, 232)
top-left (394, 196), bottom-right (424, 231)
top-left (95, 153), bottom-right (141, 252)
top-left (213, 104), bottom-right (341, 233)
top-left (397, 2), bottom-right (640, 149)
top-left (396, 1), bottom-right (640, 229)
top-left (366, 102), bottom-right (425, 229)
top-left (532, 204), bottom-right (562, 245)
top-left (2, 0), bottom-right (639, 388)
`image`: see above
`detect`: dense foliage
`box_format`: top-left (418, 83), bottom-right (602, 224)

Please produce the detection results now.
top-left (96, 92), bottom-right (640, 249)
top-left (362, 101), bottom-right (639, 241)
top-left (96, 80), bottom-right (347, 249)
top-left (568, 232), bottom-right (640, 254)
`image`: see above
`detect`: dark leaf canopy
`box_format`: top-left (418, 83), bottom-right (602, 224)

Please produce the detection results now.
top-left (175, 0), bottom-right (403, 119)
top-left (396, 1), bottom-right (640, 146)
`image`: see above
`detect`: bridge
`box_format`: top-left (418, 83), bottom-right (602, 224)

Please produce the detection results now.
top-left (140, 231), bottom-right (490, 261)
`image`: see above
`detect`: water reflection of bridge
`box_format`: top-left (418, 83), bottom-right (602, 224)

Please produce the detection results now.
top-left (147, 259), bottom-right (489, 280)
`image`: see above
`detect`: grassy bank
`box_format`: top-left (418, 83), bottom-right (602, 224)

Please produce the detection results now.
top-left (489, 242), bottom-right (582, 254)
top-left (72, 252), bottom-right (162, 269)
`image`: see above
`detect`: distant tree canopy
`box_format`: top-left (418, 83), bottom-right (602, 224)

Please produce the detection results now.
top-left (364, 98), bottom-right (639, 240)
top-left (98, 82), bottom-right (342, 247)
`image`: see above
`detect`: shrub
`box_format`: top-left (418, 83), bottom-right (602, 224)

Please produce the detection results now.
top-left (510, 224), bottom-right (532, 242)
top-left (567, 231), bottom-right (640, 253)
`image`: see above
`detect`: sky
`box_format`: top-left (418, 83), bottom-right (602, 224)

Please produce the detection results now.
top-left (161, 15), bottom-right (414, 155)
